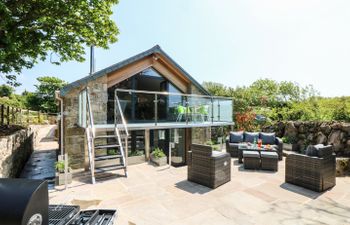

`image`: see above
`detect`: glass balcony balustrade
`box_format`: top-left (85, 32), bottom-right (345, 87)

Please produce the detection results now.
top-left (113, 89), bottom-right (233, 127)
top-left (78, 88), bottom-right (233, 129)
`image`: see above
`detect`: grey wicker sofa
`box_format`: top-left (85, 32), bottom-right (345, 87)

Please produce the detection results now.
top-left (188, 144), bottom-right (231, 189)
top-left (226, 131), bottom-right (283, 160)
top-left (285, 144), bottom-right (336, 192)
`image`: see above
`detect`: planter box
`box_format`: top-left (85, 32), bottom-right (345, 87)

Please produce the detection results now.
top-left (128, 155), bottom-right (146, 165)
top-left (284, 143), bottom-right (299, 152)
top-left (55, 171), bottom-right (72, 186)
top-left (150, 155), bottom-right (167, 166)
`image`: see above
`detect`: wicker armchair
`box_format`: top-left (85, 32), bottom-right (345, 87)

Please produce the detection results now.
top-left (188, 144), bottom-right (231, 189)
top-left (285, 145), bottom-right (336, 192)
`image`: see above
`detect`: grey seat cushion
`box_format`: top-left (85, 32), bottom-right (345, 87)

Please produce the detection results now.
top-left (270, 145), bottom-right (278, 150)
top-left (211, 151), bottom-right (229, 158)
top-left (229, 131), bottom-right (244, 143)
top-left (260, 133), bottom-right (276, 145)
top-left (306, 145), bottom-right (318, 156)
top-left (306, 144), bottom-right (324, 157)
top-left (260, 151), bottom-right (278, 159)
top-left (243, 151), bottom-right (260, 158)
top-left (315, 144), bottom-right (333, 158)
top-left (244, 132), bottom-right (259, 143)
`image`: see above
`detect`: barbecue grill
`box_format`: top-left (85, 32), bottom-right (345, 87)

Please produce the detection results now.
top-left (0, 179), bottom-right (48, 225)
top-left (0, 179), bottom-right (116, 225)
top-left (49, 205), bottom-right (80, 225)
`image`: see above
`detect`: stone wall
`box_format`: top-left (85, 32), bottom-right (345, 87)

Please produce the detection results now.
top-left (263, 121), bottom-right (350, 156)
top-left (336, 158), bottom-right (350, 176)
top-left (63, 75), bottom-right (108, 169)
top-left (0, 127), bottom-right (36, 178)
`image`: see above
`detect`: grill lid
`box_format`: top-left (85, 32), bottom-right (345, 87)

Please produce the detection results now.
top-left (0, 179), bottom-right (48, 225)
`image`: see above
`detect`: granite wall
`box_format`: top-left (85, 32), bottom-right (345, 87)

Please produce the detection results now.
top-left (0, 127), bottom-right (37, 178)
top-left (62, 75), bottom-right (108, 169)
top-left (263, 121), bottom-right (350, 156)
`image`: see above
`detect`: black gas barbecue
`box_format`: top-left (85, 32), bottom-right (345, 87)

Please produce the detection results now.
top-left (0, 179), bottom-right (116, 225)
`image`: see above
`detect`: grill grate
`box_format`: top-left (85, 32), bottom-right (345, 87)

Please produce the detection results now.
top-left (70, 209), bottom-right (116, 225)
top-left (48, 205), bottom-right (80, 225)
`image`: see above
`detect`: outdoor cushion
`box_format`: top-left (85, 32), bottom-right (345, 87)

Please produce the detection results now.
top-left (229, 131), bottom-right (244, 143)
top-left (260, 151), bottom-right (278, 159)
top-left (270, 145), bottom-right (278, 150)
top-left (244, 132), bottom-right (259, 143)
top-left (211, 151), bottom-right (227, 158)
top-left (243, 151), bottom-right (260, 158)
top-left (305, 144), bottom-right (323, 157)
top-left (260, 132), bottom-right (276, 145)
top-left (315, 144), bottom-right (333, 158)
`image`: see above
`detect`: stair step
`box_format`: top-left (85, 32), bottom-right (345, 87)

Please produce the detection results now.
top-left (94, 135), bottom-right (116, 139)
top-left (95, 164), bottom-right (126, 173)
top-left (95, 155), bottom-right (123, 161)
top-left (94, 144), bottom-right (120, 149)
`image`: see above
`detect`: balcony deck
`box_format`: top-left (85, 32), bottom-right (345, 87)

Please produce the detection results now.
top-left (94, 121), bottom-right (234, 131)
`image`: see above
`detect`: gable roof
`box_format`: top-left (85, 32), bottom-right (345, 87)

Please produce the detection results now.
top-left (60, 45), bottom-right (210, 96)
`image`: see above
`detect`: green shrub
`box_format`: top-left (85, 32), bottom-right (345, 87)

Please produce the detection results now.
top-left (129, 150), bottom-right (144, 157)
top-left (107, 149), bottom-right (117, 155)
top-left (0, 85), bottom-right (14, 97)
top-left (55, 160), bottom-right (65, 173)
top-left (282, 136), bottom-right (297, 144)
top-left (152, 147), bottom-right (166, 159)
top-left (212, 145), bottom-right (220, 151)
top-left (332, 97), bottom-right (350, 122)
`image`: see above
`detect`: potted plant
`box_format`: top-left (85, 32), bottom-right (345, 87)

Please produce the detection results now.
top-left (55, 160), bottom-right (72, 186)
top-left (128, 150), bottom-right (146, 165)
top-left (150, 147), bottom-right (167, 166)
top-left (282, 136), bottom-right (299, 152)
top-left (205, 140), bottom-right (222, 151)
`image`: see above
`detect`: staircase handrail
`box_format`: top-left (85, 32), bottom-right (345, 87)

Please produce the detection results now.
top-left (114, 89), bottom-right (129, 137)
top-left (85, 87), bottom-right (95, 138)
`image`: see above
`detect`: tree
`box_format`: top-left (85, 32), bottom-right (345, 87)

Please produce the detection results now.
top-left (278, 81), bottom-right (301, 103)
top-left (34, 76), bottom-right (67, 112)
top-left (0, 84), bottom-right (14, 97)
top-left (0, 0), bottom-right (119, 83)
top-left (202, 82), bottom-right (229, 96)
top-left (22, 91), bottom-right (41, 111)
top-left (332, 97), bottom-right (350, 122)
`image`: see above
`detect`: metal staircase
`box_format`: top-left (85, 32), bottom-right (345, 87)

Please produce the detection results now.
top-left (84, 87), bottom-right (128, 184)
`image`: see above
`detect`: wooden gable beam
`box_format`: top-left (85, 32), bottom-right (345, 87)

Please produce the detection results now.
top-left (107, 56), bottom-right (154, 88)
top-left (107, 54), bottom-right (190, 93)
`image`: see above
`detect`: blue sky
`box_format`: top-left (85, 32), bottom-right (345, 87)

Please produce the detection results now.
top-left (14, 0), bottom-right (350, 97)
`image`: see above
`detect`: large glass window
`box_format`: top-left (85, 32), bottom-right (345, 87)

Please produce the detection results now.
top-left (128, 130), bottom-right (145, 157)
top-left (167, 83), bottom-right (184, 122)
top-left (78, 90), bottom-right (87, 127)
top-left (107, 67), bottom-right (184, 123)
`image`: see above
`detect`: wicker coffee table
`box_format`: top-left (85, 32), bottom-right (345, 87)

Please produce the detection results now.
top-left (238, 145), bottom-right (278, 163)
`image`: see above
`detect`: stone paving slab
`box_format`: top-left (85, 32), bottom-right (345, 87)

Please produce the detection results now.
top-left (20, 125), bottom-right (58, 188)
top-left (49, 158), bottom-right (350, 225)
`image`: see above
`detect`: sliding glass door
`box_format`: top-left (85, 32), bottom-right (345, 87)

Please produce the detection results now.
top-left (150, 128), bottom-right (186, 167)
top-left (169, 128), bottom-right (186, 166)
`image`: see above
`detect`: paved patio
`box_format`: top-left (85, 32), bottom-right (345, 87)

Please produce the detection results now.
top-left (49, 159), bottom-right (350, 225)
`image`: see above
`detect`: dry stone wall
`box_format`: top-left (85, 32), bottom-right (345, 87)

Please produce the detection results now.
top-left (0, 127), bottom-right (36, 178)
top-left (263, 121), bottom-right (350, 156)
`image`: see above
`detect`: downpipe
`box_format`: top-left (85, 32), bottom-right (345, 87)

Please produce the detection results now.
top-left (55, 91), bottom-right (68, 190)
